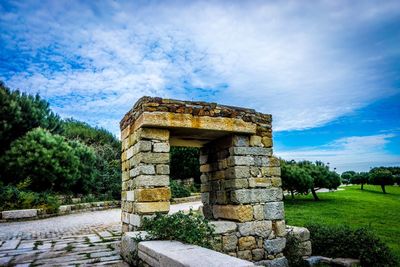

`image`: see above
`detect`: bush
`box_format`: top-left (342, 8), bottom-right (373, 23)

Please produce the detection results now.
top-left (0, 128), bottom-right (96, 194)
top-left (170, 180), bottom-right (191, 198)
top-left (142, 210), bottom-right (215, 248)
top-left (306, 223), bottom-right (398, 267)
top-left (0, 183), bottom-right (60, 213)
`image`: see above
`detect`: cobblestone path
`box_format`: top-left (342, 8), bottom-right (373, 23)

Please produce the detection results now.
top-left (0, 202), bottom-right (203, 266)
top-left (0, 209), bottom-right (127, 266)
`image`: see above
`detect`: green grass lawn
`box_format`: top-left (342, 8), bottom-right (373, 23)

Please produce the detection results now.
top-left (284, 185), bottom-right (400, 259)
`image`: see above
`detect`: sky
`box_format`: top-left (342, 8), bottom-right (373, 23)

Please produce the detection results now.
top-left (0, 0), bottom-right (399, 172)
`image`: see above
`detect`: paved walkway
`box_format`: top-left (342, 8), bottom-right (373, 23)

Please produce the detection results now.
top-left (0, 202), bottom-right (203, 266)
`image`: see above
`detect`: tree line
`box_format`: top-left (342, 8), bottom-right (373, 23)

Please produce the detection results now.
top-left (341, 167), bottom-right (400, 194)
top-left (281, 158), bottom-right (399, 200)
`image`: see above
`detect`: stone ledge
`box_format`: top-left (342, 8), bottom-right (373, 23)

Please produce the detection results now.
top-left (0, 201), bottom-right (121, 222)
top-left (139, 240), bottom-right (255, 267)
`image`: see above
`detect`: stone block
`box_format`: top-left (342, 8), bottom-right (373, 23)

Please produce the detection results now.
top-left (274, 220), bottom-right (286, 237)
top-left (201, 192), bottom-right (210, 204)
top-left (237, 250), bottom-right (252, 260)
top-left (130, 165), bottom-right (156, 177)
top-left (156, 164), bottom-right (170, 174)
top-left (134, 188), bottom-right (171, 202)
top-left (133, 175), bottom-right (169, 188)
top-left (132, 140), bottom-right (152, 155)
top-left (224, 179), bottom-right (249, 189)
top-left (199, 154), bottom-right (208, 164)
top-left (248, 178), bottom-right (272, 188)
top-left (239, 236), bottom-right (256, 250)
top-left (228, 156), bottom-right (254, 166)
top-left (297, 241), bottom-right (312, 256)
top-left (250, 135), bottom-right (262, 147)
top-left (153, 142), bottom-right (170, 152)
top-left (126, 190), bottom-right (135, 201)
top-left (287, 226), bottom-right (310, 242)
top-left (271, 177), bottom-right (282, 187)
top-left (222, 234), bottom-right (238, 252)
top-left (139, 128), bottom-right (169, 141)
top-left (213, 205), bottom-right (253, 222)
top-left (252, 248), bottom-right (264, 261)
top-left (134, 202), bottom-right (170, 214)
top-left (2, 209), bottom-right (38, 219)
top-left (253, 204), bottom-right (264, 220)
top-left (121, 211), bottom-right (130, 224)
top-left (264, 202), bottom-right (284, 220)
top-left (122, 171), bottom-right (129, 181)
top-left (232, 135), bottom-right (250, 147)
top-left (230, 188), bottom-right (283, 204)
top-left (264, 238), bottom-right (286, 254)
top-left (238, 221), bottom-right (272, 238)
top-left (256, 257), bottom-right (288, 267)
top-left (129, 214), bottom-right (155, 227)
top-left (121, 231), bottom-right (152, 265)
top-left (261, 137), bottom-right (273, 148)
top-left (225, 166), bottom-right (250, 179)
top-left (209, 221), bottom-right (237, 234)
top-left (261, 167), bottom-right (281, 177)
top-left (58, 205), bottom-right (71, 214)
top-left (130, 152), bottom-right (169, 165)
top-left (229, 147), bottom-right (272, 156)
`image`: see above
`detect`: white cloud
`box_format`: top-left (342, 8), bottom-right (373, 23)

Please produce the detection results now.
top-left (1, 0), bottom-right (399, 135)
top-left (277, 134), bottom-right (400, 173)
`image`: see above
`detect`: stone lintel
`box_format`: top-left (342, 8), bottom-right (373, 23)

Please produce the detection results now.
top-left (133, 112), bottom-right (257, 134)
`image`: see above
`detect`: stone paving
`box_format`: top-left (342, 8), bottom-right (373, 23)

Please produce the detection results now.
top-left (0, 203), bottom-right (203, 266)
top-left (0, 209), bottom-right (127, 266)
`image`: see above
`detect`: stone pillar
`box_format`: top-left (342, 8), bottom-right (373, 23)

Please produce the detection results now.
top-left (200, 133), bottom-right (286, 263)
top-left (121, 127), bottom-right (171, 232)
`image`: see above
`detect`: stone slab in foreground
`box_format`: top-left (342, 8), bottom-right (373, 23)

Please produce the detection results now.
top-left (139, 240), bottom-right (255, 267)
top-left (2, 209), bottom-right (37, 220)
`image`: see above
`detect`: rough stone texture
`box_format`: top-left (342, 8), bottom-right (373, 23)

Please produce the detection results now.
top-left (238, 221), bottom-right (272, 238)
top-left (121, 231), bottom-right (152, 265)
top-left (230, 188), bottom-right (283, 204)
top-left (238, 236), bottom-right (257, 250)
top-left (331, 258), bottom-right (361, 267)
top-left (222, 235), bottom-right (238, 252)
top-left (134, 202), bottom-right (170, 214)
top-left (2, 209), bottom-right (37, 220)
top-left (256, 257), bottom-right (288, 267)
top-left (264, 238), bottom-right (286, 254)
top-left (264, 202), bottom-right (284, 220)
top-left (134, 188), bottom-right (171, 202)
top-left (212, 205), bottom-right (253, 222)
top-left (286, 226), bottom-right (312, 257)
top-left (209, 221), bottom-right (237, 234)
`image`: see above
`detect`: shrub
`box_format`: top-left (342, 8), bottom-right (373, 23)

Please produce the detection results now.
top-left (0, 184), bottom-right (60, 213)
top-left (142, 210), bottom-right (215, 248)
top-left (170, 180), bottom-right (191, 198)
top-left (306, 223), bottom-right (398, 267)
top-left (0, 128), bottom-right (96, 194)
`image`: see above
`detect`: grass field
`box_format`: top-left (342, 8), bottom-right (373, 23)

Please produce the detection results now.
top-left (284, 185), bottom-right (400, 259)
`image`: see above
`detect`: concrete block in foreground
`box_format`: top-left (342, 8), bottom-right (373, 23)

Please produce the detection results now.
top-left (138, 240), bottom-right (255, 267)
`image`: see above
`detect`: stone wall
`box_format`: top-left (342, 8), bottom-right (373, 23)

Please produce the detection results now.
top-left (121, 128), bottom-right (171, 232)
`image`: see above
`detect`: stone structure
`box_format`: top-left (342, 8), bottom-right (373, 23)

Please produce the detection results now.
top-left (120, 97), bottom-right (286, 264)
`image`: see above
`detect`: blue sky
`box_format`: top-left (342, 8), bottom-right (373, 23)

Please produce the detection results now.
top-left (0, 0), bottom-right (399, 172)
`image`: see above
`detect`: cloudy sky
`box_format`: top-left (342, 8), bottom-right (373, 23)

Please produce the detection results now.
top-left (1, 0), bottom-right (399, 172)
